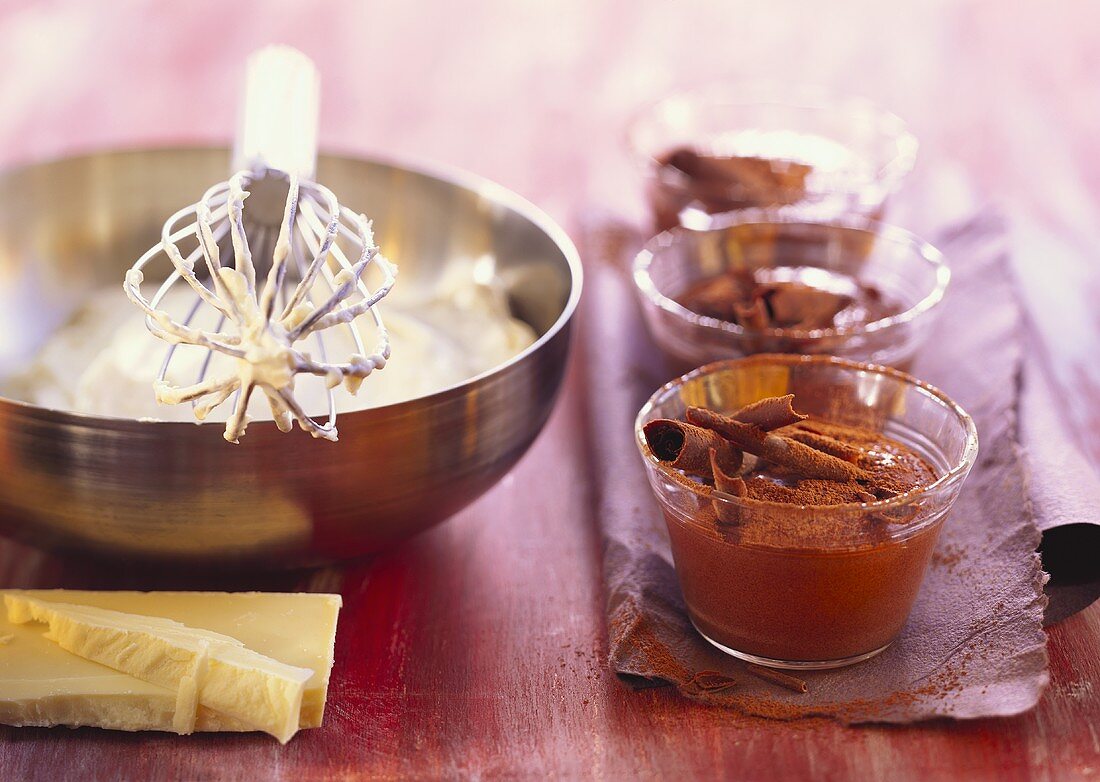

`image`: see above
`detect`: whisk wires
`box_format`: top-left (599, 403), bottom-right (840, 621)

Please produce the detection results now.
top-left (124, 170), bottom-right (397, 443)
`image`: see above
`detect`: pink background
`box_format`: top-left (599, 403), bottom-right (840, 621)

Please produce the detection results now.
top-left (2, 0), bottom-right (1098, 450)
top-left (0, 1), bottom-right (1097, 223)
top-left (0, 1), bottom-right (1097, 453)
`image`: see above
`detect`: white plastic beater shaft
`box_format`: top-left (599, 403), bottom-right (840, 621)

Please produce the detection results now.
top-left (231, 45), bottom-right (319, 179)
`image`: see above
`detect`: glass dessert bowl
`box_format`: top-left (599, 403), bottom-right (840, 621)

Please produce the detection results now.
top-left (626, 83), bottom-right (917, 232)
top-left (633, 210), bottom-right (949, 371)
top-left (634, 355), bottom-right (978, 670)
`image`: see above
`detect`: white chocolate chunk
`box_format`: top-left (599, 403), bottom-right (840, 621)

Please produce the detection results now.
top-left (0, 591), bottom-right (341, 741)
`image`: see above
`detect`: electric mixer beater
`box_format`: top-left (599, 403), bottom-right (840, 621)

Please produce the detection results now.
top-left (124, 46), bottom-right (397, 443)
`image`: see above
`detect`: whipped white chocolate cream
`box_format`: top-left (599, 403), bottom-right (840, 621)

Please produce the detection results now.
top-left (3, 258), bottom-right (536, 421)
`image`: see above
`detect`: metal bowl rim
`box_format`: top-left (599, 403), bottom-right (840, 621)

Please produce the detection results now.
top-left (0, 145), bottom-right (584, 431)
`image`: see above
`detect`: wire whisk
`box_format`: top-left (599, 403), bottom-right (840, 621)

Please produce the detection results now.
top-left (123, 46), bottom-right (396, 443)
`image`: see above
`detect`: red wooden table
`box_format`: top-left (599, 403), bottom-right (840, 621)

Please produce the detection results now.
top-left (1, 1), bottom-right (1099, 779)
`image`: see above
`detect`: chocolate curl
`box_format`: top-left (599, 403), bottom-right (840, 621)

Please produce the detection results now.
top-left (687, 406), bottom-right (872, 483)
top-left (786, 428), bottom-right (863, 464)
top-left (762, 283), bottom-right (852, 330)
top-left (731, 394), bottom-right (806, 431)
top-left (662, 151), bottom-right (810, 211)
top-left (745, 663), bottom-right (808, 694)
top-left (710, 448), bottom-right (746, 525)
top-left (679, 273), bottom-right (748, 321)
top-left (644, 396), bottom-right (801, 479)
top-left (643, 420), bottom-right (742, 477)
top-left (733, 298), bottom-right (770, 330)
top-left (685, 669), bottom-right (738, 694)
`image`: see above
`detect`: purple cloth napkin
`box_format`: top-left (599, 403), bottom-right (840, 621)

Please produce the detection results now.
top-left (1023, 350), bottom-right (1100, 623)
top-left (580, 206), bottom-right (1057, 723)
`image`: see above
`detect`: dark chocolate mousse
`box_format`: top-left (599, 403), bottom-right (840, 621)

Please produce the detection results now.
top-left (643, 394), bottom-right (944, 664)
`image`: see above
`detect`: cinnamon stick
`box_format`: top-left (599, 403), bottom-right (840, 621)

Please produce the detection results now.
top-left (643, 420), bottom-right (742, 477)
top-left (687, 406), bottom-right (872, 483)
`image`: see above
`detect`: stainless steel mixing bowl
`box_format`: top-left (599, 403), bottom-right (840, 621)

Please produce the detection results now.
top-left (0, 148), bottom-right (581, 565)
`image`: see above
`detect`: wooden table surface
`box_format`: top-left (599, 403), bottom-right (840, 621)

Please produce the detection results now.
top-left (1, 1), bottom-right (1099, 779)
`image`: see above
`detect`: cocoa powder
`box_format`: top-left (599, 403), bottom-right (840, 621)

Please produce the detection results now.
top-left (738, 419), bottom-right (935, 507)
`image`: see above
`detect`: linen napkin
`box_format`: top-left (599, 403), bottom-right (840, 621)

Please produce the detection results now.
top-left (582, 206), bottom-right (1056, 723)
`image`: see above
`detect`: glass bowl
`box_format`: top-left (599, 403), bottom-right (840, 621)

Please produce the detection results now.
top-left (632, 210), bottom-right (949, 371)
top-left (634, 355), bottom-right (978, 669)
top-left (626, 83), bottom-right (918, 232)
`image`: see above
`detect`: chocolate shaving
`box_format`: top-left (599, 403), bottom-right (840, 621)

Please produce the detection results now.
top-left (762, 283), bottom-right (853, 330)
top-left (731, 394), bottom-right (807, 431)
top-left (678, 270), bottom-right (881, 332)
top-left (661, 150), bottom-right (811, 211)
top-left (679, 274), bottom-right (748, 320)
top-left (709, 448), bottom-right (746, 525)
top-left (745, 663), bottom-right (808, 694)
top-left (785, 428), bottom-right (863, 464)
top-left (733, 298), bottom-right (770, 330)
top-left (643, 420), bottom-right (742, 477)
top-left (646, 395), bottom-right (803, 479)
top-left (687, 406), bottom-right (872, 483)
top-left (685, 669), bottom-right (738, 693)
